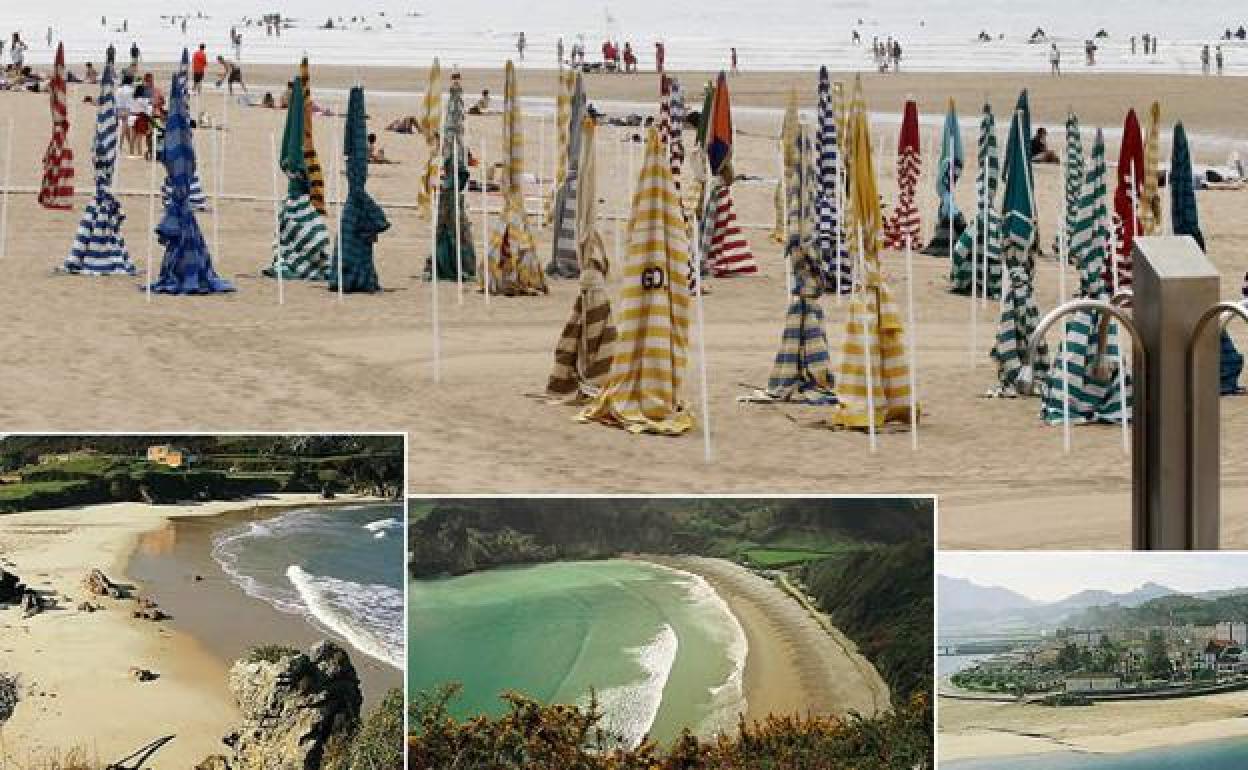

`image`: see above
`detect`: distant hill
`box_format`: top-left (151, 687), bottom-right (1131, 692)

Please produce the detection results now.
top-left (939, 578), bottom-right (1181, 634)
top-left (1067, 591), bottom-right (1248, 630)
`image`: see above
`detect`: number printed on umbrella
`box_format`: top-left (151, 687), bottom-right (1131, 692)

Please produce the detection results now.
top-left (641, 267), bottom-right (666, 290)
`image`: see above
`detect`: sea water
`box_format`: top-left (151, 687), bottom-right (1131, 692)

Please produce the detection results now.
top-left (10, 0), bottom-right (1248, 74)
top-left (211, 502), bottom-right (405, 670)
top-left (408, 559), bottom-right (748, 747)
top-left (946, 737), bottom-right (1248, 769)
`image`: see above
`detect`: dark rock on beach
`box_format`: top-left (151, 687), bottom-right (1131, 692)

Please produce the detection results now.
top-left (83, 568), bottom-right (126, 599)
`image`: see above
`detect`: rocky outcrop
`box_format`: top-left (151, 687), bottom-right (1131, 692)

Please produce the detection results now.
top-left (207, 640), bottom-right (362, 770)
top-left (132, 596), bottom-right (168, 621)
top-left (83, 568), bottom-right (126, 599)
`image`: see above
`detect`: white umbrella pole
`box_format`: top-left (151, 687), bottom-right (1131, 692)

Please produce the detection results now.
top-left (212, 127), bottom-right (222, 261)
top-left (614, 127), bottom-right (623, 266)
top-left (970, 174), bottom-right (979, 366)
top-left (537, 112), bottom-right (546, 207)
top-left (0, 119), bottom-right (11, 259)
top-left (982, 153), bottom-right (992, 308)
top-left (693, 198), bottom-right (713, 464)
top-left (269, 131), bottom-right (283, 306)
top-left (453, 137), bottom-right (463, 305)
top-left (947, 131), bottom-right (954, 265)
top-left (145, 150), bottom-right (157, 302)
top-left (835, 159), bottom-right (844, 302)
top-left (480, 133), bottom-right (490, 305)
top-left (905, 234), bottom-right (919, 450)
top-left (334, 119), bottom-right (344, 304)
top-left (431, 144), bottom-right (441, 384)
top-left (857, 225), bottom-right (878, 454)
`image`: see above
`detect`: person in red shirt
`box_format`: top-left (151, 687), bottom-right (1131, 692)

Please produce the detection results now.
top-left (191, 44), bottom-right (208, 94)
top-left (655, 41), bottom-right (665, 73)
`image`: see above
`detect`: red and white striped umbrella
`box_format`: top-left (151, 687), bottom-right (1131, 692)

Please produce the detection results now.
top-left (38, 42), bottom-right (75, 210)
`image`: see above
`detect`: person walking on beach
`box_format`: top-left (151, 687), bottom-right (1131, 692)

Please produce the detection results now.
top-left (1084, 39), bottom-right (1096, 66)
top-left (192, 44), bottom-right (208, 95)
top-left (655, 41), bottom-right (665, 73)
top-left (1216, 45), bottom-right (1225, 74)
top-left (130, 41), bottom-right (141, 69)
top-left (216, 56), bottom-right (247, 95)
top-left (517, 32), bottom-right (526, 62)
top-left (1049, 43), bottom-right (1061, 75)
top-left (10, 33), bottom-right (27, 71)
top-left (1201, 44), bottom-right (1211, 75)
top-left (557, 37), bottom-right (564, 67)
top-left (730, 47), bottom-right (738, 74)
top-left (892, 39), bottom-right (902, 72)
top-left (1130, 36), bottom-right (1137, 55)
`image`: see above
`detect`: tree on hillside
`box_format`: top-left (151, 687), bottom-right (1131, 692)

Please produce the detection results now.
top-left (1145, 630), bottom-right (1173, 680)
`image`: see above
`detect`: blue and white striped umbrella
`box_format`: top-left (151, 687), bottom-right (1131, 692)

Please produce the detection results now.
top-left (65, 61), bottom-right (134, 275)
top-left (160, 54), bottom-right (207, 211)
top-left (148, 49), bottom-right (234, 294)
top-left (815, 66), bottom-right (851, 294)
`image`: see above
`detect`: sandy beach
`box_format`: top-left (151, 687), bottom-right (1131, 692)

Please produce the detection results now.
top-left (939, 690), bottom-right (1248, 762)
top-left (0, 493), bottom-right (366, 767)
top-left (0, 65), bottom-right (1245, 546)
top-left (641, 554), bottom-right (890, 722)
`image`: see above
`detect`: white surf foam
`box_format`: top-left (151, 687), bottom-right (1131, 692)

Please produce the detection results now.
top-left (587, 623), bottom-right (680, 750)
top-left (286, 564), bottom-right (405, 670)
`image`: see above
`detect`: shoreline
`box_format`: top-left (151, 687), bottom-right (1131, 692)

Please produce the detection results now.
top-left (939, 690), bottom-right (1248, 763)
top-left (0, 493), bottom-right (382, 765)
top-left (635, 554), bottom-right (890, 723)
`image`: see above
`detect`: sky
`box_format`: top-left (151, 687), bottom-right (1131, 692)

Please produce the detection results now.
top-left (939, 552), bottom-right (1248, 603)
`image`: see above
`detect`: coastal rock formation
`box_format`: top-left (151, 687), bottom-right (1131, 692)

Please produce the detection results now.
top-left (83, 568), bottom-right (125, 599)
top-left (132, 596), bottom-right (168, 621)
top-left (209, 640), bottom-right (362, 769)
top-left (129, 667), bottom-right (158, 682)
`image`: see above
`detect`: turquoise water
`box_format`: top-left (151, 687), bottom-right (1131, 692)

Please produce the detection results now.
top-left (211, 502), bottom-right (405, 669)
top-left (409, 559), bottom-right (747, 747)
top-left (946, 737), bottom-right (1248, 769)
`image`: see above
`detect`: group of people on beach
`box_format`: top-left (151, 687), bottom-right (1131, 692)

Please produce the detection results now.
top-left (1201, 44), bottom-right (1228, 75)
top-left (870, 37), bottom-right (904, 72)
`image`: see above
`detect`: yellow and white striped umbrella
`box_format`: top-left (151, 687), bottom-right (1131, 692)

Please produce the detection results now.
top-left (771, 88), bottom-right (800, 244)
top-left (418, 58), bottom-right (443, 217)
top-left (1140, 100), bottom-right (1162, 235)
top-left (828, 76), bottom-right (918, 430)
top-left (299, 57), bottom-right (326, 215)
top-left (483, 60), bottom-right (546, 295)
top-left (580, 127), bottom-right (693, 435)
top-left (546, 68), bottom-right (575, 224)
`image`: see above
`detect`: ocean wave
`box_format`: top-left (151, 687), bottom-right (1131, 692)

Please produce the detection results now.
top-left (587, 624), bottom-right (679, 750)
top-left (286, 565), bottom-right (404, 670)
top-left (363, 517), bottom-right (401, 538)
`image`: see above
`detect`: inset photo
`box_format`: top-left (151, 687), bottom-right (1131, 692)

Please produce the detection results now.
top-left (409, 496), bottom-right (934, 768)
top-left (0, 434), bottom-right (404, 769)
top-left (940, 551), bottom-right (1248, 769)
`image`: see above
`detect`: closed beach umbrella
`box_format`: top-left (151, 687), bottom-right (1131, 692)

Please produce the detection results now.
top-left (950, 102), bottom-right (1002, 297)
top-left (772, 89), bottom-right (800, 244)
top-left (547, 70), bottom-right (586, 278)
top-left (418, 58), bottom-right (443, 217)
top-left (300, 57), bottom-right (327, 214)
top-left (989, 95), bottom-right (1047, 394)
top-left (667, 77), bottom-right (686, 194)
top-left (1140, 101), bottom-right (1162, 235)
top-left (545, 68), bottom-right (574, 225)
top-left (38, 42), bottom-right (74, 210)
top-left (65, 60), bottom-right (134, 275)
top-left (267, 69), bottom-right (331, 280)
top-left (547, 117), bottom-right (617, 399)
top-left (827, 76), bottom-right (917, 429)
top-left (148, 49), bottom-right (234, 294)
top-left (1170, 122), bottom-right (1243, 394)
top-left (1041, 129), bottom-right (1128, 423)
top-left (427, 71), bottom-right (476, 281)
top-left (922, 99), bottom-right (963, 255)
top-left (764, 118), bottom-right (835, 403)
top-left (1057, 112), bottom-right (1084, 262)
top-left (483, 60), bottom-right (545, 295)
top-left (579, 127), bottom-right (694, 435)
top-left (883, 97), bottom-right (921, 250)
top-left (699, 71), bottom-right (756, 277)
top-left (1111, 108), bottom-right (1144, 294)
top-left (160, 52), bottom-right (206, 212)
top-left (815, 67), bottom-right (850, 293)
top-left (329, 86), bottom-right (389, 293)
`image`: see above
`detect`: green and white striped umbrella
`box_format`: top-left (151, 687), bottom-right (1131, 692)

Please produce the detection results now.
top-left (1055, 111), bottom-right (1084, 265)
top-left (949, 102), bottom-right (1002, 297)
top-left (1040, 128), bottom-right (1129, 424)
top-left (267, 72), bottom-right (331, 280)
top-left (989, 94), bottom-right (1048, 395)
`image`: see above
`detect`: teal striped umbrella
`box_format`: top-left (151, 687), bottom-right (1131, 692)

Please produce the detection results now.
top-left (267, 73), bottom-right (332, 280)
top-left (1041, 129), bottom-right (1129, 423)
top-left (949, 102), bottom-right (1002, 297)
top-left (989, 94), bottom-right (1047, 395)
top-left (1056, 112), bottom-right (1084, 265)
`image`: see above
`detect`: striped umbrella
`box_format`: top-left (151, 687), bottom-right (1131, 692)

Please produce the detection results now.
top-left (417, 58), bottom-right (443, 218)
top-left (815, 67), bottom-right (851, 294)
top-left (922, 99), bottom-right (963, 255)
top-left (483, 61), bottom-right (546, 296)
top-left (989, 94), bottom-right (1047, 394)
top-left (545, 68), bottom-right (575, 225)
top-left (65, 61), bottom-right (133, 275)
top-left (699, 71), bottom-right (756, 276)
top-left (883, 98), bottom-right (921, 250)
top-left (38, 42), bottom-right (74, 210)
top-left (1111, 108), bottom-right (1144, 294)
top-left (1140, 101), bottom-right (1162, 235)
top-left (329, 86), bottom-right (388, 293)
top-left (148, 49), bottom-right (234, 294)
top-left (1169, 121), bottom-right (1243, 394)
top-left (771, 89), bottom-right (800, 245)
top-left (827, 76), bottom-right (917, 429)
top-left (160, 52), bottom-right (206, 212)
top-left (428, 71), bottom-right (476, 281)
top-left (579, 127), bottom-right (693, 435)
top-left (949, 102), bottom-right (1002, 297)
top-left (668, 78), bottom-right (686, 195)
top-left (1041, 129), bottom-right (1128, 423)
top-left (300, 57), bottom-right (327, 214)
top-left (1054, 111), bottom-right (1084, 260)
top-left (547, 70), bottom-right (586, 278)
top-left (764, 119), bottom-right (836, 403)
top-left (267, 70), bottom-right (331, 280)
top-left (547, 117), bottom-right (617, 400)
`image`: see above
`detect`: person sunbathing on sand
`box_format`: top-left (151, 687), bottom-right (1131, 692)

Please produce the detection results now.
top-left (368, 133), bottom-right (396, 164)
top-left (467, 88), bottom-right (491, 115)
top-left (386, 116), bottom-right (420, 134)
top-left (1030, 127), bottom-right (1059, 164)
